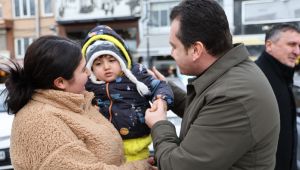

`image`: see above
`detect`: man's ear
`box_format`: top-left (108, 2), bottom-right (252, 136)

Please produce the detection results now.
top-left (192, 41), bottom-right (204, 61)
top-left (53, 77), bottom-right (66, 90)
top-left (265, 40), bottom-right (272, 52)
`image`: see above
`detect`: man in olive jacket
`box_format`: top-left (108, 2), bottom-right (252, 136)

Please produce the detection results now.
top-left (145, 0), bottom-right (280, 170)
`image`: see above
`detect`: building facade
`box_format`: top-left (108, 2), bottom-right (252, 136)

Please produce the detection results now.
top-left (55, 0), bottom-right (141, 59)
top-left (1, 0), bottom-right (299, 70)
top-left (234, 0), bottom-right (300, 35)
top-left (138, 0), bottom-right (300, 71)
top-left (0, 0), bottom-right (142, 61)
top-left (0, 0), bottom-right (56, 61)
top-left (137, 0), bottom-right (233, 75)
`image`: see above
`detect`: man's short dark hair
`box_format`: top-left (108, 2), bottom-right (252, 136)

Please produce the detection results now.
top-left (265, 23), bottom-right (300, 42)
top-left (170, 0), bottom-right (232, 56)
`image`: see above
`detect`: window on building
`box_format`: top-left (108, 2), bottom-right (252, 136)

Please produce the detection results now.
top-left (216, 0), bottom-right (224, 7)
top-left (42, 0), bottom-right (53, 16)
top-left (242, 0), bottom-right (300, 25)
top-left (160, 10), bottom-right (168, 26)
top-left (115, 27), bottom-right (137, 52)
top-left (15, 37), bottom-right (33, 59)
top-left (150, 10), bottom-right (159, 27)
top-left (149, 2), bottom-right (178, 28)
top-left (14, 0), bottom-right (35, 18)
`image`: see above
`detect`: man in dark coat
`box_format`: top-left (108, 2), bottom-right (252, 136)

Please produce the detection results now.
top-left (255, 23), bottom-right (300, 170)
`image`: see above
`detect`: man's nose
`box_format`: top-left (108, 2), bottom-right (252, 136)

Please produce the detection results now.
top-left (294, 45), bottom-right (300, 55)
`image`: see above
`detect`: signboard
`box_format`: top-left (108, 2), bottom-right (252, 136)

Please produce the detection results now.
top-left (56, 0), bottom-right (141, 22)
top-left (0, 150), bottom-right (5, 161)
top-left (242, 0), bottom-right (300, 25)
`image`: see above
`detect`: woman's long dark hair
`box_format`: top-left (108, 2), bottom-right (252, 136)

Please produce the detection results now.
top-left (4, 35), bottom-right (82, 114)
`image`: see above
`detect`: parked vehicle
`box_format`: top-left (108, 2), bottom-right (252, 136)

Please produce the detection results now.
top-left (0, 84), bottom-right (13, 169)
top-left (148, 111), bottom-right (182, 155)
top-left (297, 116), bottom-right (300, 169)
top-left (293, 73), bottom-right (300, 170)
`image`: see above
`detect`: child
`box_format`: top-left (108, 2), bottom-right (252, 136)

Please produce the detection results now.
top-left (82, 25), bottom-right (174, 162)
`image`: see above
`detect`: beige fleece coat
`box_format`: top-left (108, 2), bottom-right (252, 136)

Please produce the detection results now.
top-left (10, 89), bottom-right (149, 170)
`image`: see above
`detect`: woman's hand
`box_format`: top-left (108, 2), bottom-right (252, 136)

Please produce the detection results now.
top-left (148, 157), bottom-right (158, 170)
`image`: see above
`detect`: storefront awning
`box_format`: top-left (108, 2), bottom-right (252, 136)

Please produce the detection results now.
top-left (137, 34), bottom-right (171, 57)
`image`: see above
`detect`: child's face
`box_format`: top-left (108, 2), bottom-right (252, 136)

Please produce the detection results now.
top-left (92, 54), bottom-right (122, 82)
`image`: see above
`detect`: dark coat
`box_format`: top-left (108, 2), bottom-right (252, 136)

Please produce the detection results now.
top-left (86, 63), bottom-right (174, 139)
top-left (256, 51), bottom-right (297, 170)
top-left (151, 44), bottom-right (280, 170)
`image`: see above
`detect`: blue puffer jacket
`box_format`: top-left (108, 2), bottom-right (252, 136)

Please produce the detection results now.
top-left (86, 63), bottom-right (174, 139)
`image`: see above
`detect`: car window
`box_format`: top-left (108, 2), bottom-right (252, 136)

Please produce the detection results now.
top-left (0, 88), bottom-right (7, 112)
top-left (168, 116), bottom-right (181, 126)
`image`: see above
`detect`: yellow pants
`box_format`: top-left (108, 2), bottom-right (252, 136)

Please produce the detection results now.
top-left (123, 135), bottom-right (152, 162)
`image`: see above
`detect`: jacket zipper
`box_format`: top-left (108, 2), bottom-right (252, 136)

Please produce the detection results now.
top-left (106, 83), bottom-right (113, 122)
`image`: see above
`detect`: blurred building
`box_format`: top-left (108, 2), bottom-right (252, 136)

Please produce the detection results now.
top-left (137, 0), bottom-right (234, 74)
top-left (137, 0), bottom-right (178, 71)
top-left (0, 0), bottom-right (141, 82)
top-left (0, 0), bottom-right (299, 73)
top-left (233, 0), bottom-right (300, 60)
top-left (138, 0), bottom-right (300, 70)
top-left (0, 0), bottom-right (56, 62)
top-left (0, 0), bottom-right (56, 83)
top-left (56, 0), bottom-right (141, 58)
top-left (0, 0), bottom-right (141, 61)
top-left (234, 0), bottom-right (300, 35)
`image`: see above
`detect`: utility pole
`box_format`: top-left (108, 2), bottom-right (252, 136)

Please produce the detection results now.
top-left (35, 0), bottom-right (40, 38)
top-left (146, 0), bottom-right (150, 68)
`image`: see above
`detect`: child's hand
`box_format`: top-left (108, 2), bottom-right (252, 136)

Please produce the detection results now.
top-left (146, 99), bottom-right (167, 128)
top-left (93, 105), bottom-right (100, 110)
top-left (152, 97), bottom-right (167, 112)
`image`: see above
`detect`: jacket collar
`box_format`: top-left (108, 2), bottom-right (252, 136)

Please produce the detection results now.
top-left (190, 44), bottom-right (250, 94)
top-left (260, 51), bottom-right (294, 84)
top-left (32, 90), bottom-right (94, 114)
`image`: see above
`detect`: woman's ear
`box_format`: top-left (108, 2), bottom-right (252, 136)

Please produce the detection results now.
top-left (53, 77), bottom-right (66, 90)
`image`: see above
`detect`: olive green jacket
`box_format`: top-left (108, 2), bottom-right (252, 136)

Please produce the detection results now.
top-left (151, 44), bottom-right (280, 170)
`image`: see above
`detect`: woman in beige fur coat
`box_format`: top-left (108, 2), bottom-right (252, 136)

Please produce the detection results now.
top-left (3, 36), bottom-right (152, 170)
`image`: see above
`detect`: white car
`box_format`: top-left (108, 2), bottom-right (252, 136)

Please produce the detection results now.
top-left (148, 111), bottom-right (182, 155)
top-left (0, 84), bottom-right (14, 169)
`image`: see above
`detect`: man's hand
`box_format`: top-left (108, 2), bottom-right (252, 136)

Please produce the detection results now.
top-left (146, 98), bottom-right (167, 128)
top-left (147, 67), bottom-right (167, 81)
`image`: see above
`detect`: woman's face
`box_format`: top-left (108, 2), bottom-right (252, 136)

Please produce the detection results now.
top-left (63, 57), bottom-right (90, 94)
